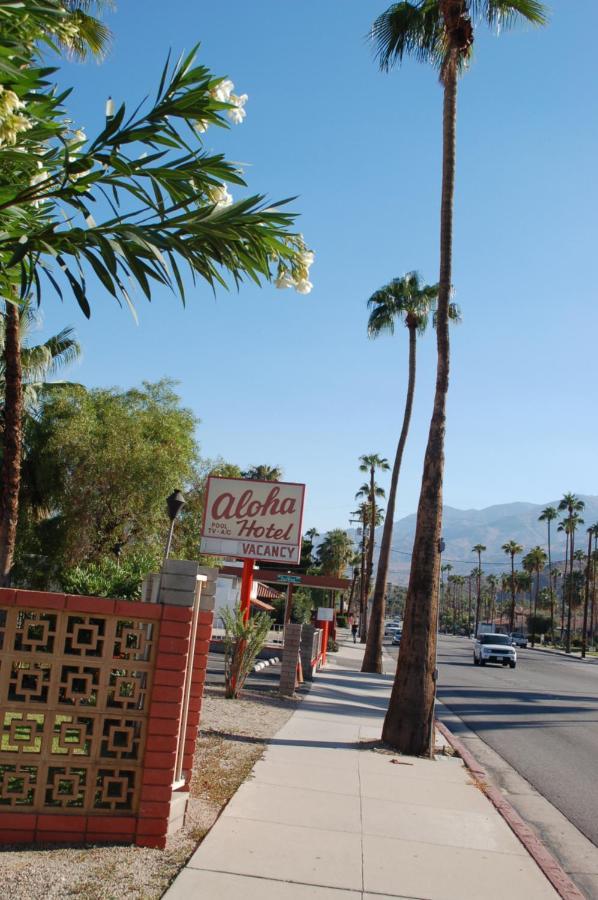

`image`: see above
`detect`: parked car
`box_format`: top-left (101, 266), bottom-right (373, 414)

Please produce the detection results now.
top-left (473, 633), bottom-right (517, 668)
top-left (510, 632), bottom-right (528, 649)
top-left (392, 630), bottom-right (402, 645)
top-left (384, 622), bottom-right (401, 636)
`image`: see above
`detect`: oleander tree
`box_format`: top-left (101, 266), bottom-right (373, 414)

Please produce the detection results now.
top-left (371, 0), bottom-right (547, 754)
top-left (0, 0), bottom-right (312, 583)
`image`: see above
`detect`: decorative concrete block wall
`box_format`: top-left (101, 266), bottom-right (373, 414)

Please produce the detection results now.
top-left (0, 561), bottom-right (215, 849)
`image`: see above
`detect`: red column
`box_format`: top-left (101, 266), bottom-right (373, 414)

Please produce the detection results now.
top-left (240, 558), bottom-right (254, 623)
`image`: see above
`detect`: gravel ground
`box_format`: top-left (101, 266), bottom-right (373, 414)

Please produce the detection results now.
top-left (1, 685), bottom-right (301, 900)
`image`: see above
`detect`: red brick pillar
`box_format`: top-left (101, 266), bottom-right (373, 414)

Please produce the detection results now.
top-left (135, 603), bottom-right (193, 849)
top-left (180, 609), bottom-right (214, 789)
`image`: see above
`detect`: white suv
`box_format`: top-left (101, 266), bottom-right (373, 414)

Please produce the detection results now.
top-left (473, 633), bottom-right (517, 669)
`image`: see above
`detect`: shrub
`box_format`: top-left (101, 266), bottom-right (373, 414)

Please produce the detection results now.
top-left (61, 551), bottom-right (158, 600)
top-left (222, 606), bottom-right (272, 699)
top-left (327, 638), bottom-right (339, 653)
top-left (335, 615), bottom-right (348, 628)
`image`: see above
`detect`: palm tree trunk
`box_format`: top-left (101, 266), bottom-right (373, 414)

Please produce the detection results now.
top-left (547, 519), bottom-right (554, 644)
top-left (362, 324), bottom-right (417, 673)
top-left (509, 556), bottom-right (516, 633)
top-left (561, 539), bottom-right (568, 638)
top-left (362, 469), bottom-right (376, 639)
top-left (582, 530), bottom-right (592, 658)
top-left (566, 529), bottom-right (574, 653)
top-left (532, 569), bottom-right (539, 647)
top-left (0, 299), bottom-right (23, 585)
top-left (382, 64), bottom-right (457, 756)
top-left (359, 515), bottom-right (368, 642)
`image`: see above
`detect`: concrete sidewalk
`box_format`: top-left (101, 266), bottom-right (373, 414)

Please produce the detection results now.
top-left (165, 640), bottom-right (558, 900)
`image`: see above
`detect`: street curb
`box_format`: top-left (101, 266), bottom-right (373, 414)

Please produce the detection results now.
top-left (435, 719), bottom-right (585, 900)
top-left (527, 646), bottom-right (598, 664)
top-left (252, 656), bottom-right (280, 673)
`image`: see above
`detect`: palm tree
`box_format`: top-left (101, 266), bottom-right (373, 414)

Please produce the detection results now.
top-left (515, 570), bottom-right (531, 631)
top-left (559, 493), bottom-right (585, 652)
top-left (316, 529), bottom-right (355, 580)
top-left (523, 546), bottom-right (547, 647)
top-left (502, 541), bottom-right (523, 633)
top-left (581, 526), bottom-right (598, 658)
top-left (242, 464), bottom-right (283, 482)
top-left (588, 525), bottom-right (598, 648)
top-left (472, 544), bottom-right (486, 634)
top-left (440, 562), bottom-right (452, 628)
top-left (353, 501), bottom-right (384, 641)
top-left (486, 573), bottom-right (498, 625)
top-left (372, 0), bottom-right (547, 755)
top-left (357, 453), bottom-right (389, 656)
top-left (0, 309), bottom-right (81, 415)
top-left (364, 273), bottom-right (462, 673)
top-left (548, 566), bottom-right (559, 643)
top-left (539, 505), bottom-right (557, 628)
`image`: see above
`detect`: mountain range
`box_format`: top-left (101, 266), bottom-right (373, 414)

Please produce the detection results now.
top-left (349, 496), bottom-right (598, 584)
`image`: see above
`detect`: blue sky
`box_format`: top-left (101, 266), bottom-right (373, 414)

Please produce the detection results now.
top-left (38, 0), bottom-right (597, 534)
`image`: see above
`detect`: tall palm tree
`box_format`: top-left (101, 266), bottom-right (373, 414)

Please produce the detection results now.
top-left (0, 309), bottom-right (81, 415)
top-left (486, 573), bottom-right (498, 625)
top-left (515, 570), bottom-right (531, 632)
top-left (588, 525), bottom-right (598, 648)
top-left (362, 273), bottom-right (435, 670)
top-left (353, 501), bottom-right (384, 641)
top-left (539, 505), bottom-right (557, 626)
top-left (357, 453), bottom-right (389, 648)
top-left (581, 526), bottom-right (598, 658)
top-left (559, 493), bottom-right (585, 652)
top-left (316, 529), bottom-right (355, 580)
top-left (472, 544), bottom-right (486, 634)
top-left (523, 546), bottom-right (547, 647)
top-left (440, 562), bottom-right (452, 628)
top-left (549, 566), bottom-right (559, 643)
top-left (372, 0), bottom-right (547, 755)
top-left (502, 540), bottom-right (523, 633)
top-left (364, 274), bottom-right (462, 673)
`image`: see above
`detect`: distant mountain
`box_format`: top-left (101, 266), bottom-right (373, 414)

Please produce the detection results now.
top-left (348, 496), bottom-right (598, 584)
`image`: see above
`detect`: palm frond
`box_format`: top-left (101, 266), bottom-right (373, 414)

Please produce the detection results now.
top-left (479, 0), bottom-right (548, 29)
top-left (370, 1), bottom-right (445, 72)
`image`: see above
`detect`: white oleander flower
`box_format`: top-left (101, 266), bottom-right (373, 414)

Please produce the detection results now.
top-left (194, 119), bottom-right (209, 133)
top-left (227, 92), bottom-right (248, 125)
top-left (295, 278), bottom-right (313, 295)
top-left (209, 184), bottom-right (233, 208)
top-left (0, 88), bottom-right (24, 115)
top-left (0, 112), bottom-right (31, 146)
top-left (299, 249), bottom-right (315, 269)
top-left (212, 78), bottom-right (234, 103)
top-left (275, 272), bottom-right (295, 290)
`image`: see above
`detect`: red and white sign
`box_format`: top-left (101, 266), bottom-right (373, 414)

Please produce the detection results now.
top-left (200, 476), bottom-right (306, 565)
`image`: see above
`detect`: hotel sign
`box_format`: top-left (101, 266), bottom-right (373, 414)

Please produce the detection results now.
top-left (200, 476), bottom-right (306, 565)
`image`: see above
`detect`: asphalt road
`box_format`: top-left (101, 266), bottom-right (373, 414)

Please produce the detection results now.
top-left (429, 635), bottom-right (598, 849)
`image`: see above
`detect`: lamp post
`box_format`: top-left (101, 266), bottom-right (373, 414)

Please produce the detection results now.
top-left (111, 541), bottom-right (123, 568)
top-left (163, 489), bottom-right (186, 564)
